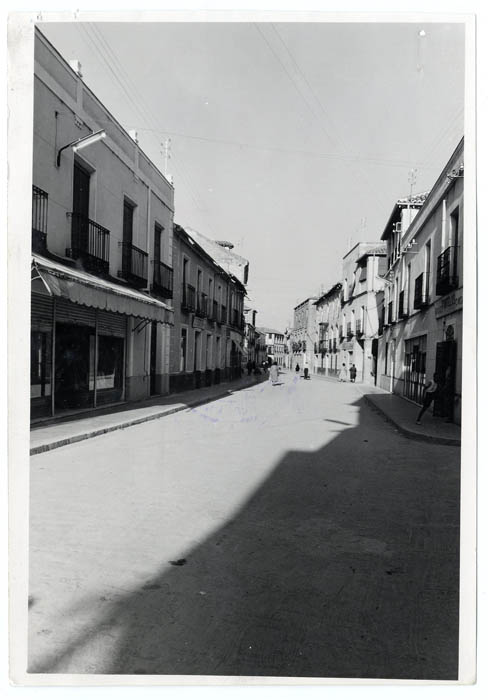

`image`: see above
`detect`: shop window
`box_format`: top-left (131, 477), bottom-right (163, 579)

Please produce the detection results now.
top-left (31, 331), bottom-right (51, 398)
top-left (95, 335), bottom-right (124, 406)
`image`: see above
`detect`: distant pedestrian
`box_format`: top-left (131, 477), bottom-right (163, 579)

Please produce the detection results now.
top-left (338, 363), bottom-right (347, 382)
top-left (247, 359), bottom-right (253, 376)
top-left (349, 363), bottom-right (357, 383)
top-left (295, 363), bottom-right (300, 373)
top-left (303, 357), bottom-right (310, 380)
top-left (269, 361), bottom-right (279, 385)
top-left (416, 373), bottom-right (440, 424)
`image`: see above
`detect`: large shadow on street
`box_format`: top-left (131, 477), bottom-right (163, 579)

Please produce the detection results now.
top-left (29, 395), bottom-right (460, 680)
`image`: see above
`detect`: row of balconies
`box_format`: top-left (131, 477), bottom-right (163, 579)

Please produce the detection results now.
top-left (180, 283), bottom-right (244, 329)
top-left (32, 186), bottom-right (174, 297)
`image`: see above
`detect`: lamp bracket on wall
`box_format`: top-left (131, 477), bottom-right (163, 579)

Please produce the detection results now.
top-left (56, 129), bottom-right (106, 167)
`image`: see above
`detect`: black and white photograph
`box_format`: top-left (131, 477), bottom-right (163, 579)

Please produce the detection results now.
top-left (6, 5), bottom-right (479, 688)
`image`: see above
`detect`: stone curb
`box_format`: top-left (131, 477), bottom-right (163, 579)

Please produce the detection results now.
top-left (362, 394), bottom-right (461, 447)
top-left (30, 378), bottom-right (264, 456)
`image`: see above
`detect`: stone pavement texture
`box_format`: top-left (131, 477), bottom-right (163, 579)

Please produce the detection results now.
top-left (31, 370), bottom-right (461, 454)
top-left (30, 373), bottom-right (266, 455)
top-left (28, 373), bottom-right (461, 679)
top-left (312, 373), bottom-right (461, 446)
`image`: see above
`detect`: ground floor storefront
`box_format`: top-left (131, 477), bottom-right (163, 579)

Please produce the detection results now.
top-left (376, 291), bottom-right (462, 425)
top-left (31, 255), bottom-right (173, 422)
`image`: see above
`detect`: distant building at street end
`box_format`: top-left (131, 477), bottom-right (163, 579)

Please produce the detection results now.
top-left (291, 297), bottom-right (318, 371)
top-left (169, 224), bottom-right (247, 392)
top-left (31, 29), bottom-right (174, 421)
top-left (377, 138), bottom-right (464, 425)
top-left (243, 306), bottom-right (258, 370)
top-left (254, 329), bottom-right (268, 370)
top-left (312, 282), bottom-right (343, 378)
top-left (338, 242), bottom-right (387, 384)
top-left (256, 327), bottom-right (286, 367)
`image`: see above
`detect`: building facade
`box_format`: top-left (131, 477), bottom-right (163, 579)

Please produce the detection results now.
top-left (256, 328), bottom-right (286, 367)
top-left (377, 139), bottom-right (463, 424)
top-left (290, 297), bottom-right (317, 371)
top-left (337, 242), bottom-right (387, 384)
top-left (312, 283), bottom-right (342, 377)
top-left (168, 225), bottom-right (247, 392)
top-left (31, 30), bottom-right (174, 421)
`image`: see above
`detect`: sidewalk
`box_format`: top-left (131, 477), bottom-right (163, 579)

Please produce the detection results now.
top-left (30, 373), bottom-right (266, 456)
top-left (312, 372), bottom-right (461, 446)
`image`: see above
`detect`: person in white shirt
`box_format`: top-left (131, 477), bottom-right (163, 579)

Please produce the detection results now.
top-left (416, 373), bottom-right (440, 424)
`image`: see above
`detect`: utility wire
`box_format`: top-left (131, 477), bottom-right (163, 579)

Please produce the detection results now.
top-left (81, 23), bottom-right (215, 234)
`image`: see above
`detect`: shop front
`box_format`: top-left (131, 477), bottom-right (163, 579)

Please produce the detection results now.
top-left (31, 255), bottom-right (173, 421)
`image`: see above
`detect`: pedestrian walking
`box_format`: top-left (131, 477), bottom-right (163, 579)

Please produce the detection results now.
top-left (295, 363), bottom-right (300, 373)
top-left (269, 361), bottom-right (279, 385)
top-left (246, 359), bottom-right (253, 376)
top-left (303, 356), bottom-right (310, 380)
top-left (338, 363), bottom-right (347, 382)
top-left (349, 363), bottom-right (357, 383)
top-left (416, 373), bottom-right (440, 424)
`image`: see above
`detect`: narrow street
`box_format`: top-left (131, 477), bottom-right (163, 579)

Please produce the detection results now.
top-left (28, 371), bottom-right (460, 679)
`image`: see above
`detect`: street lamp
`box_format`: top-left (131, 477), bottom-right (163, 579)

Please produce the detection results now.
top-left (56, 129), bottom-right (106, 167)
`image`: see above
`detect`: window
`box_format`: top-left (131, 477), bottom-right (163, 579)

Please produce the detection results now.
top-left (31, 331), bottom-right (51, 398)
top-left (154, 223), bottom-right (162, 263)
top-left (385, 342), bottom-right (389, 375)
top-left (450, 208), bottom-right (459, 277)
top-left (123, 200), bottom-right (134, 246)
top-left (182, 257), bottom-right (189, 285)
top-left (180, 328), bottom-right (187, 372)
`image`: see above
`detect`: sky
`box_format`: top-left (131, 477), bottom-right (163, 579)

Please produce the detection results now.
top-left (39, 19), bottom-right (465, 331)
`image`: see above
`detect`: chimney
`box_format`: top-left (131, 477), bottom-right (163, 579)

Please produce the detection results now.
top-left (69, 59), bottom-right (83, 78)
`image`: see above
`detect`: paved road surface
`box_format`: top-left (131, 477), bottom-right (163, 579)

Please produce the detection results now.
top-left (28, 371), bottom-right (460, 679)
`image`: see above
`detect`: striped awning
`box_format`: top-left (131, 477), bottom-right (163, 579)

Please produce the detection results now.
top-left (32, 254), bottom-right (174, 325)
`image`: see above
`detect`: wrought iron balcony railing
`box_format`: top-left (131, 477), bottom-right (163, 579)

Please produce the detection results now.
top-left (32, 185), bottom-right (48, 254)
top-left (152, 260), bottom-right (173, 298)
top-left (436, 247), bottom-right (459, 296)
top-left (196, 292), bottom-right (208, 318)
top-left (414, 272), bottom-right (429, 309)
top-left (68, 212), bottom-right (110, 275)
top-left (120, 241), bottom-right (148, 287)
top-left (181, 283), bottom-right (196, 312)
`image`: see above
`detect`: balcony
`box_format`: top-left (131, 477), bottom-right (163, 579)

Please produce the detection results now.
top-left (356, 320), bottom-right (364, 337)
top-left (196, 292), bottom-right (208, 318)
top-left (181, 283), bottom-right (196, 312)
top-left (152, 260), bottom-right (173, 298)
top-left (32, 185), bottom-right (48, 254)
top-left (436, 247), bottom-right (459, 296)
top-left (211, 299), bottom-right (219, 323)
top-left (120, 241), bottom-right (148, 287)
top-left (68, 212), bottom-right (110, 275)
top-left (414, 272), bottom-right (429, 309)
top-left (346, 322), bottom-right (354, 338)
